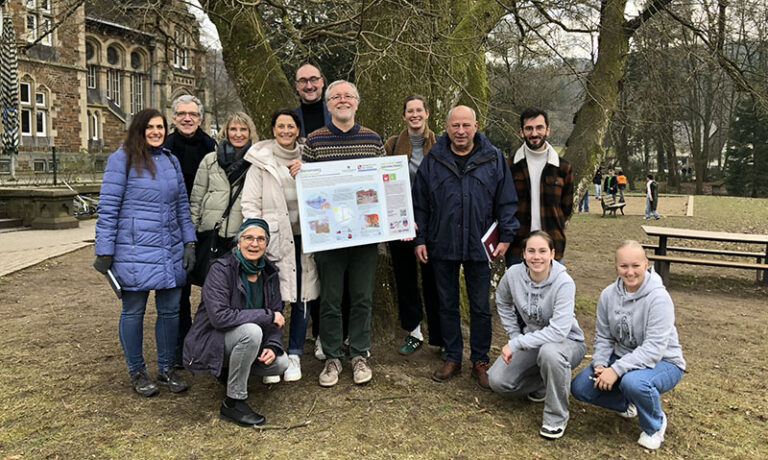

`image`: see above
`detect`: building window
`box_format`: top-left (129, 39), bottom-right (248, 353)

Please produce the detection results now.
top-left (89, 112), bottom-right (99, 141)
top-left (0, 159), bottom-right (11, 175)
top-left (130, 51), bottom-right (142, 70)
top-left (19, 82), bottom-right (49, 138)
top-left (21, 110), bottom-right (32, 135)
top-left (106, 69), bottom-right (121, 105)
top-left (174, 31), bottom-right (188, 69)
top-left (107, 46), bottom-right (119, 65)
top-left (20, 82), bottom-right (32, 136)
top-left (25, 14), bottom-right (37, 42)
top-left (86, 42), bottom-right (94, 61)
top-left (130, 74), bottom-right (144, 114)
top-left (87, 66), bottom-right (96, 89)
top-left (36, 111), bottom-right (46, 135)
top-left (33, 159), bottom-right (47, 173)
top-left (19, 82), bottom-right (31, 104)
top-left (25, 1), bottom-right (53, 46)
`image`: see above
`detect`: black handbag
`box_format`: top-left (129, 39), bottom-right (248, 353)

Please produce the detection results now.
top-left (190, 179), bottom-right (245, 286)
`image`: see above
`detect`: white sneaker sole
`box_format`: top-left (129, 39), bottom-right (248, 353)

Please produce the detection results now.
top-left (318, 375), bottom-right (338, 387)
top-left (283, 372), bottom-right (302, 382)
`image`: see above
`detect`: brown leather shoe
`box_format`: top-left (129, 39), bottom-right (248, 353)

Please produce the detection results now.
top-left (432, 360), bottom-right (461, 382)
top-left (472, 361), bottom-right (491, 389)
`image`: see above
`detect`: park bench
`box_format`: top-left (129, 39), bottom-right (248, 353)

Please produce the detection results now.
top-left (600, 196), bottom-right (626, 217)
top-left (642, 225), bottom-right (768, 284)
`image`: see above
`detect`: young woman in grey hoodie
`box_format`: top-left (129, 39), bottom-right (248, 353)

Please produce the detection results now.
top-left (487, 231), bottom-right (586, 440)
top-left (571, 240), bottom-right (685, 450)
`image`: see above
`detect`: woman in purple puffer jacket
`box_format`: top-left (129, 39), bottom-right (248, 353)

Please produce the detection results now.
top-left (93, 108), bottom-right (196, 397)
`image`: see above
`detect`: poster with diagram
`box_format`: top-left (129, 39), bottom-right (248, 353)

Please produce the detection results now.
top-left (296, 155), bottom-right (415, 253)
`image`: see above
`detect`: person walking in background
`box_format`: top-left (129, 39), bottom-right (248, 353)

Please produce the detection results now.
top-left (383, 94), bottom-right (442, 357)
top-left (578, 189), bottom-right (589, 213)
top-left (645, 174), bottom-right (660, 220)
top-left (94, 108), bottom-right (196, 397)
top-left (413, 105), bottom-right (518, 388)
top-left (242, 109), bottom-right (320, 383)
top-left (164, 95), bottom-right (217, 368)
top-left (488, 231), bottom-right (586, 440)
top-left (593, 168), bottom-right (603, 199)
top-left (183, 219), bottom-right (288, 427)
top-left (571, 241), bottom-right (685, 450)
top-left (188, 112), bottom-right (257, 282)
top-left (604, 168), bottom-right (617, 202)
top-left (617, 171), bottom-right (627, 202)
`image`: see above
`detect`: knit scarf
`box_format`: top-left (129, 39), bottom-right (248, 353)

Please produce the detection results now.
top-left (235, 247), bottom-right (266, 309)
top-left (217, 140), bottom-right (252, 184)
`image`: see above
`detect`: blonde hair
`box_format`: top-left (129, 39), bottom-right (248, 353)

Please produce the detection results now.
top-left (217, 112), bottom-right (259, 143)
top-left (615, 240), bottom-right (648, 262)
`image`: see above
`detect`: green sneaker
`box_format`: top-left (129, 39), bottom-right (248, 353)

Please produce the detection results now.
top-left (398, 335), bottom-right (423, 355)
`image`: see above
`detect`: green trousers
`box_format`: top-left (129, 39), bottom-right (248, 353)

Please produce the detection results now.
top-left (314, 244), bottom-right (378, 359)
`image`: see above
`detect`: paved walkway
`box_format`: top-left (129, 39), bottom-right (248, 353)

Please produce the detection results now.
top-left (0, 220), bottom-right (95, 277)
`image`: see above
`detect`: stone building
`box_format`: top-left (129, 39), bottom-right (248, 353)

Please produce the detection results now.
top-left (0, 0), bottom-right (208, 178)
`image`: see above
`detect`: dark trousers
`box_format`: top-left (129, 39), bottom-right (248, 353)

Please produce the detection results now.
top-left (389, 240), bottom-right (442, 346)
top-left (314, 244), bottom-right (378, 359)
top-left (311, 276), bottom-right (351, 340)
top-left (288, 235), bottom-right (320, 355)
top-left (431, 259), bottom-right (492, 364)
top-left (174, 281), bottom-right (193, 365)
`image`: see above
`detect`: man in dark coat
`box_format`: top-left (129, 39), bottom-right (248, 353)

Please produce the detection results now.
top-left (164, 94), bottom-right (216, 368)
top-left (413, 105), bottom-right (519, 389)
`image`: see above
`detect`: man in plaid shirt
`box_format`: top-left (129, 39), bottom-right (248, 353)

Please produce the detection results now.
top-left (505, 108), bottom-right (574, 266)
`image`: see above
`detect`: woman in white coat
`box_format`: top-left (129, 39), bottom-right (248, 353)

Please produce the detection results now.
top-left (241, 109), bottom-right (320, 383)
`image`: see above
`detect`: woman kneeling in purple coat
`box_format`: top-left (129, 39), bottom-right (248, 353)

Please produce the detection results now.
top-left (184, 218), bottom-right (288, 426)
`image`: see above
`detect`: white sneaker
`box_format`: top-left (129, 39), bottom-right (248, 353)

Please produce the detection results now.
top-left (283, 354), bottom-right (302, 382)
top-left (618, 403), bottom-right (637, 418)
top-left (262, 374), bottom-right (280, 385)
top-left (351, 356), bottom-right (372, 385)
top-left (637, 412), bottom-right (667, 450)
top-left (314, 337), bottom-right (326, 361)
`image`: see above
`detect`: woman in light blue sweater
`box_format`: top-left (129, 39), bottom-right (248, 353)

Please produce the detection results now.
top-left (488, 231), bottom-right (586, 440)
top-left (571, 240), bottom-right (685, 450)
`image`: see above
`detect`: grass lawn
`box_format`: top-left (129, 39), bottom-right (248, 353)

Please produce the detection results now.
top-left (0, 195), bottom-right (767, 459)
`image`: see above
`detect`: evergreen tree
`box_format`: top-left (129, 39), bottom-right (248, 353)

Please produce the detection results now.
top-left (725, 99), bottom-right (768, 197)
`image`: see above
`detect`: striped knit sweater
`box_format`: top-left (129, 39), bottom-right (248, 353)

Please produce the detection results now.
top-left (302, 123), bottom-right (385, 162)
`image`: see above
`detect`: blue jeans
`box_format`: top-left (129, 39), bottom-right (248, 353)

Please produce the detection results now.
top-left (431, 259), bottom-right (491, 363)
top-left (571, 355), bottom-right (683, 434)
top-left (645, 197), bottom-right (659, 219)
top-left (119, 288), bottom-right (181, 374)
top-left (578, 191), bottom-right (590, 212)
top-left (287, 235), bottom-right (319, 355)
top-left (594, 184), bottom-right (601, 198)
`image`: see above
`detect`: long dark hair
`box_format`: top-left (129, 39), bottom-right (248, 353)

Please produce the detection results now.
top-left (124, 108), bottom-right (168, 177)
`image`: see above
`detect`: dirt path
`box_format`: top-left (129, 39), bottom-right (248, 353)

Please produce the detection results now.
top-left (1, 211), bottom-right (767, 458)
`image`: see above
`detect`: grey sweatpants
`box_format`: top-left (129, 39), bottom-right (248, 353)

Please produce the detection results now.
top-left (224, 323), bottom-right (289, 399)
top-left (488, 339), bottom-right (586, 428)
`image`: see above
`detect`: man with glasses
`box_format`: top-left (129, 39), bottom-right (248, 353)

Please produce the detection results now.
top-left (505, 108), bottom-right (574, 268)
top-left (294, 63), bottom-right (330, 138)
top-left (164, 94), bottom-right (216, 368)
top-left (302, 80), bottom-right (385, 388)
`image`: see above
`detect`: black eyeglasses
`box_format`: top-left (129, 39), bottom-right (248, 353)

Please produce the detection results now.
top-left (296, 76), bottom-right (322, 87)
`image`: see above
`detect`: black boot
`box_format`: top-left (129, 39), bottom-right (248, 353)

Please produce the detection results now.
top-left (220, 398), bottom-right (265, 426)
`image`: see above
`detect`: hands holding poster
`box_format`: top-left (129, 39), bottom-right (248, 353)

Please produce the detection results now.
top-left (295, 156), bottom-right (416, 253)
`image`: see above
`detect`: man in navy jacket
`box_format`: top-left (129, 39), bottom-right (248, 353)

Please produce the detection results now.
top-left (413, 105), bottom-right (519, 388)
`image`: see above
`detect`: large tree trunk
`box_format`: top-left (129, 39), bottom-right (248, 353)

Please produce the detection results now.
top-left (201, 0), bottom-right (298, 136)
top-left (563, 0), bottom-right (631, 197)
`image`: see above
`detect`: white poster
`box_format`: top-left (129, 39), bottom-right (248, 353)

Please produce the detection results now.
top-left (296, 156), bottom-right (416, 253)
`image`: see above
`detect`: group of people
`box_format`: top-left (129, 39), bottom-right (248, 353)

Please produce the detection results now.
top-left (93, 63), bottom-right (684, 449)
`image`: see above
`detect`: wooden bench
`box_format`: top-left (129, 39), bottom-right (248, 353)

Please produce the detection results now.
top-left (642, 226), bottom-right (768, 284)
top-left (600, 196), bottom-right (626, 217)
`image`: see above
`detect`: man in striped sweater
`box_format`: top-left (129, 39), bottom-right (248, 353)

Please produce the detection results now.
top-left (302, 80), bottom-right (385, 388)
